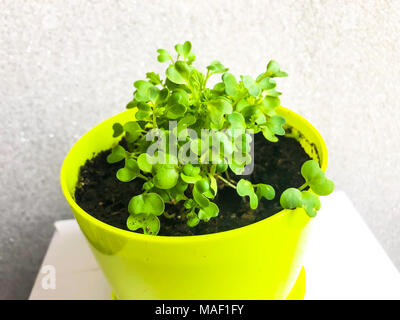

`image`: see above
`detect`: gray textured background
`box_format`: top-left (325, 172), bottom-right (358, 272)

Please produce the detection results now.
top-left (1, 0), bottom-right (399, 299)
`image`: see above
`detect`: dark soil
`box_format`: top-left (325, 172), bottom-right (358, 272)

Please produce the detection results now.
top-left (75, 133), bottom-right (311, 236)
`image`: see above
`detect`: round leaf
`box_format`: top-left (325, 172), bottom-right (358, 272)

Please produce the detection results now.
top-left (116, 159), bottom-right (139, 182)
top-left (193, 187), bottom-right (210, 208)
top-left (301, 160), bottom-right (322, 183)
top-left (268, 115), bottom-right (286, 136)
top-left (249, 193), bottom-right (259, 210)
top-left (261, 96), bottom-right (280, 115)
top-left (280, 188), bottom-right (303, 209)
top-left (207, 60), bottom-right (228, 74)
top-left (107, 145), bottom-right (126, 164)
top-left (222, 73), bottom-right (238, 96)
top-left (227, 112), bottom-right (246, 129)
top-left (311, 178), bottom-right (335, 196)
top-left (153, 166), bottom-right (179, 189)
top-left (128, 193), bottom-right (165, 216)
top-left (256, 184), bottom-right (275, 201)
top-left (157, 49), bottom-right (171, 63)
top-left (137, 153), bottom-right (153, 173)
top-left (187, 211), bottom-right (199, 227)
top-left (301, 191), bottom-right (321, 217)
top-left (127, 214), bottom-right (160, 235)
top-left (180, 173), bottom-right (202, 184)
top-left (236, 179), bottom-right (254, 197)
top-left (166, 61), bottom-right (190, 85)
top-left (198, 202), bottom-right (219, 222)
top-left (124, 121), bottom-right (142, 143)
top-left (195, 179), bottom-right (210, 193)
top-left (183, 164), bottom-right (201, 177)
top-left (112, 123), bottom-right (123, 138)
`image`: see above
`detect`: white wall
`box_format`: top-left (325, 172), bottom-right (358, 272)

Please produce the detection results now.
top-left (0, 0), bottom-right (399, 298)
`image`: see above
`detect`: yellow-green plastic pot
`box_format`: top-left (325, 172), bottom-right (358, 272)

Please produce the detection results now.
top-left (60, 107), bottom-right (328, 300)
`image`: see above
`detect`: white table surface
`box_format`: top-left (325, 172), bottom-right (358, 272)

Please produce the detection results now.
top-left (29, 191), bottom-right (400, 300)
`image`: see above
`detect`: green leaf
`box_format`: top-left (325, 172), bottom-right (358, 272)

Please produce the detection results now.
top-left (266, 60), bottom-right (288, 77)
top-left (128, 193), bottom-right (165, 216)
top-left (133, 80), bottom-right (154, 102)
top-left (166, 103), bottom-right (187, 119)
top-left (135, 103), bottom-right (152, 120)
top-left (242, 75), bottom-right (261, 97)
top-left (301, 160), bottom-right (334, 196)
top-left (198, 202), bottom-right (219, 221)
top-left (301, 191), bottom-right (321, 217)
top-left (143, 181), bottom-right (154, 191)
top-left (187, 52), bottom-right (196, 65)
top-left (280, 187), bottom-right (322, 217)
top-left (116, 158), bottom-right (140, 182)
top-left (207, 60), bottom-right (228, 74)
top-left (137, 153), bottom-right (153, 173)
top-left (237, 179), bottom-right (259, 209)
top-left (107, 145), bottom-right (126, 164)
top-left (236, 179), bottom-right (253, 196)
top-left (183, 164), bottom-right (201, 177)
top-left (175, 41), bottom-right (192, 59)
top-left (267, 60), bottom-right (280, 75)
top-left (249, 193), bottom-right (258, 210)
top-left (180, 173), bottom-right (202, 184)
top-left (280, 188), bottom-right (303, 209)
top-left (268, 115), bottom-right (286, 136)
top-left (227, 112), bottom-right (246, 130)
top-left (187, 211), bottom-right (200, 227)
top-left (195, 179), bottom-right (210, 193)
top-left (124, 121), bottom-right (142, 143)
top-left (256, 184), bottom-right (275, 201)
top-left (222, 73), bottom-right (238, 97)
top-left (193, 186), bottom-right (210, 208)
top-left (261, 115), bottom-right (286, 142)
top-left (182, 41), bottom-right (192, 58)
top-left (166, 61), bottom-right (190, 85)
top-left (207, 98), bottom-right (233, 124)
top-left (311, 178), bottom-right (335, 196)
top-left (153, 166), bottom-right (179, 189)
top-left (184, 198), bottom-right (195, 209)
top-left (157, 49), bottom-right (172, 63)
top-left (261, 125), bottom-right (278, 142)
top-left (260, 96), bottom-right (280, 115)
top-left (146, 72), bottom-right (162, 86)
top-left (216, 162), bottom-right (228, 173)
top-left (157, 88), bottom-right (169, 104)
top-left (228, 160), bottom-right (245, 175)
top-left (126, 100), bottom-right (138, 109)
top-left (169, 89), bottom-right (189, 106)
top-left (301, 160), bottom-right (323, 183)
top-left (174, 179), bottom-right (188, 193)
top-left (127, 214), bottom-right (160, 235)
top-left (112, 123), bottom-right (123, 138)
top-left (265, 89), bottom-right (282, 97)
top-left (258, 77), bottom-right (276, 90)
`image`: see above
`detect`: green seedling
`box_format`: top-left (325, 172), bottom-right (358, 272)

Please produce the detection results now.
top-left (280, 160), bottom-right (334, 217)
top-left (105, 41), bottom-right (333, 235)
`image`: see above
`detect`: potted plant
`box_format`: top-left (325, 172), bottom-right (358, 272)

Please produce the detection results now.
top-left (61, 41), bottom-right (334, 300)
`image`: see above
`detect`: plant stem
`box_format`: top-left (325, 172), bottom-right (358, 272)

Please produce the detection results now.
top-left (138, 174), bottom-right (149, 181)
top-left (216, 174), bottom-right (237, 189)
top-left (163, 211), bottom-right (175, 219)
top-left (152, 110), bottom-right (157, 128)
top-left (299, 182), bottom-right (308, 191)
top-left (203, 70), bottom-right (210, 89)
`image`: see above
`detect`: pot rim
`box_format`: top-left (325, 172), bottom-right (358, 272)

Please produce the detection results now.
top-left (60, 107), bottom-right (328, 243)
